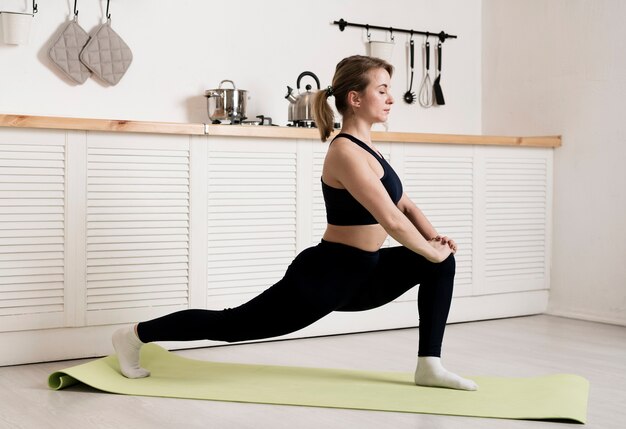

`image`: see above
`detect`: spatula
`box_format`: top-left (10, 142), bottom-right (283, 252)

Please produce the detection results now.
top-left (433, 41), bottom-right (445, 105)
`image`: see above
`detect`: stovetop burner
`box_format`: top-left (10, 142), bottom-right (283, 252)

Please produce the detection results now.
top-left (287, 120), bottom-right (316, 128)
top-left (212, 115), bottom-right (275, 126)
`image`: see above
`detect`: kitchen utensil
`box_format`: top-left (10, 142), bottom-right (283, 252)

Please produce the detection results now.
top-left (368, 40), bottom-right (394, 62)
top-left (403, 39), bottom-right (416, 104)
top-left (285, 71), bottom-right (321, 123)
top-left (418, 39), bottom-right (433, 108)
top-left (205, 80), bottom-right (248, 123)
top-left (48, 2), bottom-right (91, 84)
top-left (433, 41), bottom-right (445, 105)
top-left (79, 1), bottom-right (132, 86)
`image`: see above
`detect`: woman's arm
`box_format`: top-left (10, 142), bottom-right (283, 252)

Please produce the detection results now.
top-left (398, 193), bottom-right (457, 253)
top-left (397, 194), bottom-right (438, 240)
top-left (326, 144), bottom-right (451, 262)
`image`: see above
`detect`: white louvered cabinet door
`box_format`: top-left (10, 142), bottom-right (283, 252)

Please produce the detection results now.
top-left (478, 146), bottom-right (553, 294)
top-left (0, 129), bottom-right (66, 332)
top-left (85, 133), bottom-right (191, 325)
top-left (401, 144), bottom-right (475, 298)
top-left (206, 138), bottom-right (297, 310)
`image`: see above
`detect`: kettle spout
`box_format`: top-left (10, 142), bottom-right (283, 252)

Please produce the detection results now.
top-left (285, 86), bottom-right (297, 103)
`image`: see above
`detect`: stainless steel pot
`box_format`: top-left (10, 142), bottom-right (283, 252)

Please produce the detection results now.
top-left (204, 80), bottom-right (248, 122)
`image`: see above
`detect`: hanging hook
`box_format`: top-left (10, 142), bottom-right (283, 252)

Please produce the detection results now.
top-left (409, 30), bottom-right (414, 41)
top-left (73, 0), bottom-right (78, 19)
top-left (106, 0), bottom-right (111, 21)
top-left (33, 0), bottom-right (38, 14)
top-left (389, 27), bottom-right (394, 41)
top-left (366, 24), bottom-right (371, 41)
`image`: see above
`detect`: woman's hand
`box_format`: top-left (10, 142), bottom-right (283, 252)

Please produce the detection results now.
top-left (426, 238), bottom-right (452, 263)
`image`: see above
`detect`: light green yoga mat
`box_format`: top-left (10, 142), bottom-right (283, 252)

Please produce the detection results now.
top-left (48, 344), bottom-right (589, 423)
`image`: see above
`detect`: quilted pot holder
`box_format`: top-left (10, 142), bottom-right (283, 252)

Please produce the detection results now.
top-left (48, 20), bottom-right (92, 84)
top-left (79, 21), bottom-right (133, 85)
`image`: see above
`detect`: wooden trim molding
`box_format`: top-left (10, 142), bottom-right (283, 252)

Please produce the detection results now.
top-left (0, 114), bottom-right (561, 147)
top-left (0, 114), bottom-right (206, 135)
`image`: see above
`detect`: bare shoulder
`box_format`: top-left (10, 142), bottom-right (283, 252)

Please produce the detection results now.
top-left (323, 137), bottom-right (379, 190)
top-left (325, 136), bottom-right (367, 167)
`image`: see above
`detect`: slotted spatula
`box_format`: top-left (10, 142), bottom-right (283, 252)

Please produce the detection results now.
top-left (433, 41), bottom-right (445, 105)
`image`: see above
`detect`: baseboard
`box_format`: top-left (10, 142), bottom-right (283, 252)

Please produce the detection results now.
top-left (546, 307), bottom-right (626, 327)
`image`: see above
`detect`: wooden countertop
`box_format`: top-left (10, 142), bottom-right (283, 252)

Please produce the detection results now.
top-left (0, 114), bottom-right (561, 148)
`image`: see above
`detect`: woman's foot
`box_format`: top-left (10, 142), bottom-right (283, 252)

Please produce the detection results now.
top-left (112, 325), bottom-right (150, 379)
top-left (414, 356), bottom-right (477, 391)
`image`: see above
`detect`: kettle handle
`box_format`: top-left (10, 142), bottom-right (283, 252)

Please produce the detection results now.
top-left (296, 72), bottom-right (321, 90)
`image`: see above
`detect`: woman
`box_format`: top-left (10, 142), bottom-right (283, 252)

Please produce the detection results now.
top-left (113, 55), bottom-right (477, 391)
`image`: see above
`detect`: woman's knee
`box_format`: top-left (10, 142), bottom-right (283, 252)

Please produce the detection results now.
top-left (438, 253), bottom-right (456, 275)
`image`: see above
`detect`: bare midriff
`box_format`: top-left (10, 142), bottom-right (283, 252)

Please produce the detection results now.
top-left (322, 223), bottom-right (389, 252)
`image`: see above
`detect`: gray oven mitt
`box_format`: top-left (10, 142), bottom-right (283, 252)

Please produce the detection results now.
top-left (79, 21), bottom-right (133, 85)
top-left (48, 20), bottom-right (92, 84)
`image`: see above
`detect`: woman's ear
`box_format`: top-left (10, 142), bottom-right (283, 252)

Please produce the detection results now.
top-left (347, 90), bottom-right (361, 109)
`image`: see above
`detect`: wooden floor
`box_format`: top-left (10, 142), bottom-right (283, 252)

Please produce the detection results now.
top-left (0, 315), bottom-right (624, 428)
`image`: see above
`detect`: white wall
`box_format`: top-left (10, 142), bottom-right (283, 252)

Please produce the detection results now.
top-left (482, 0), bottom-right (626, 325)
top-left (0, 0), bottom-right (481, 134)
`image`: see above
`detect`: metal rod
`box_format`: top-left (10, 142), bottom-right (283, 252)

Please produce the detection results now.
top-left (333, 18), bottom-right (457, 42)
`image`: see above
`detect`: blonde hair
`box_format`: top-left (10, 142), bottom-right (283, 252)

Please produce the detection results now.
top-left (313, 55), bottom-right (394, 142)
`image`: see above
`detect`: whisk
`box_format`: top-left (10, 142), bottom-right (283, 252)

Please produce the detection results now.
top-left (418, 39), bottom-right (433, 108)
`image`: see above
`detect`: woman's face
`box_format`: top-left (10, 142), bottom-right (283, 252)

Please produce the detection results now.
top-left (355, 68), bottom-right (394, 123)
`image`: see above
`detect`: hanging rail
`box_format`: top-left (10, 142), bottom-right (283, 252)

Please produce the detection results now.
top-left (333, 18), bottom-right (457, 42)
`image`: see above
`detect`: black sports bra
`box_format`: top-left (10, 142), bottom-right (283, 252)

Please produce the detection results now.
top-left (321, 133), bottom-right (403, 226)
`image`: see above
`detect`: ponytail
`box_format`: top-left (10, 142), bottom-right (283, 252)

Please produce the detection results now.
top-left (313, 88), bottom-right (335, 142)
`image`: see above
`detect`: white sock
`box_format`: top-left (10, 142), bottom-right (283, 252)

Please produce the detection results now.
top-left (414, 356), bottom-right (478, 391)
top-left (112, 325), bottom-right (150, 379)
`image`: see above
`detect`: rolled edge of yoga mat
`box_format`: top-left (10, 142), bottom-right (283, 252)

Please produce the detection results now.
top-left (48, 372), bottom-right (79, 390)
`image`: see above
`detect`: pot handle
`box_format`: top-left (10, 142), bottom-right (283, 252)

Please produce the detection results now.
top-left (296, 72), bottom-right (320, 90)
top-left (218, 79), bottom-right (236, 90)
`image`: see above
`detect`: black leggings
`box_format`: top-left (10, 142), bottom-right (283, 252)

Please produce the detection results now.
top-left (137, 240), bottom-right (456, 357)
